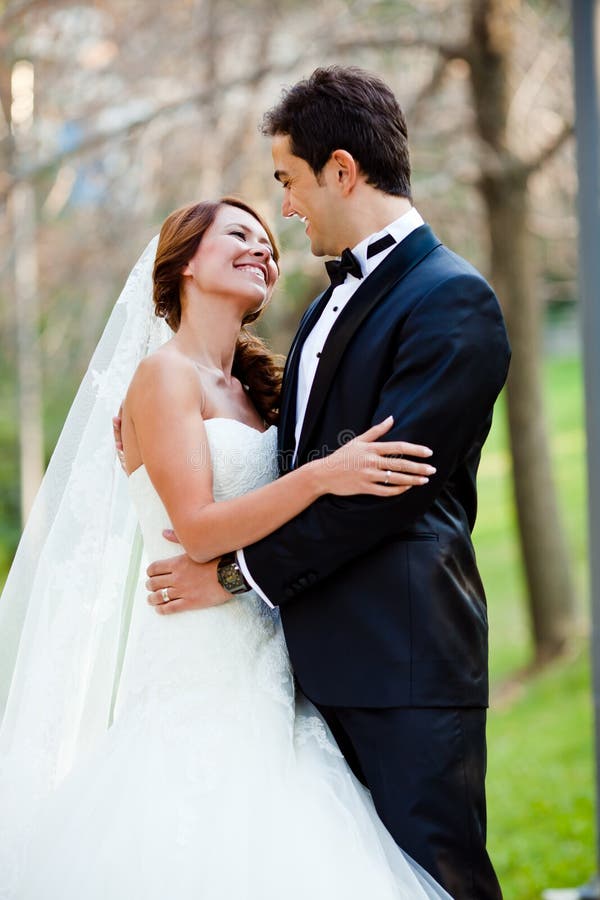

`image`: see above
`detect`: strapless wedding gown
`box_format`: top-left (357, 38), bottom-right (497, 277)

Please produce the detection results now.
top-left (17, 419), bottom-right (449, 899)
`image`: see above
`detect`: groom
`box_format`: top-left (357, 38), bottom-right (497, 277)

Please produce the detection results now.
top-left (142, 67), bottom-right (510, 898)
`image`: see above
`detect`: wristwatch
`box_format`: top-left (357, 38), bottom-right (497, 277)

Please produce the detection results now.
top-left (217, 552), bottom-right (251, 595)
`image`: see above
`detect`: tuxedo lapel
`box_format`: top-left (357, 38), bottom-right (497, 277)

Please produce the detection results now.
top-left (296, 225), bottom-right (442, 463)
top-left (278, 285), bottom-right (334, 465)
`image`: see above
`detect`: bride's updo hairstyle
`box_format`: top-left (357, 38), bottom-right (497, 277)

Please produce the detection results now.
top-left (153, 197), bottom-right (283, 425)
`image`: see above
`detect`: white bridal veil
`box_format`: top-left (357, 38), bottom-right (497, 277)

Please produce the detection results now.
top-left (0, 236), bottom-right (170, 888)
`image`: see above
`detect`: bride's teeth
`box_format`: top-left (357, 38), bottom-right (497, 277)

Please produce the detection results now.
top-left (238, 266), bottom-right (265, 279)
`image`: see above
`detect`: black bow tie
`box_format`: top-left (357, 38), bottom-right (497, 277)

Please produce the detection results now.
top-left (325, 248), bottom-right (362, 287)
top-left (325, 233), bottom-right (396, 288)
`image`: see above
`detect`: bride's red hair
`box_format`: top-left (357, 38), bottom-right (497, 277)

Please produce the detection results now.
top-left (153, 197), bottom-right (283, 425)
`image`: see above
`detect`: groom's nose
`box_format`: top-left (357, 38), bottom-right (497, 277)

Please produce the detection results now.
top-left (281, 192), bottom-right (295, 219)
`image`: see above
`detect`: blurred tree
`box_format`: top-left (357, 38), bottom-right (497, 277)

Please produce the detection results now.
top-left (466, 0), bottom-right (576, 662)
top-left (1, 9), bottom-right (44, 523)
top-left (0, 0), bottom-right (580, 667)
top-left (11, 58), bottom-right (43, 524)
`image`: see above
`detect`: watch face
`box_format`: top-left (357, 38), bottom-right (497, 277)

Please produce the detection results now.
top-left (220, 563), bottom-right (245, 593)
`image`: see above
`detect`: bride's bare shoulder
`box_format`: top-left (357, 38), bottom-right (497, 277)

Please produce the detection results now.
top-left (127, 345), bottom-right (204, 408)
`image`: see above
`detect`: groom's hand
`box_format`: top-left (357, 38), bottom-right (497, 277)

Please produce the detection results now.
top-left (146, 538), bottom-right (230, 615)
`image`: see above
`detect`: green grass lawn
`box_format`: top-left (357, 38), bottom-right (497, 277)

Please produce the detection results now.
top-left (487, 647), bottom-right (595, 898)
top-left (475, 355), bottom-right (595, 898)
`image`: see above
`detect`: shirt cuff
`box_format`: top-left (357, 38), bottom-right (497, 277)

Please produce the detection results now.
top-left (236, 549), bottom-right (274, 609)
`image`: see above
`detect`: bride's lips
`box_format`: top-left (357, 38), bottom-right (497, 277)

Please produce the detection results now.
top-left (234, 263), bottom-right (268, 283)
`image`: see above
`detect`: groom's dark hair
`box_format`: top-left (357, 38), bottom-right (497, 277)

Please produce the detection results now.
top-left (261, 66), bottom-right (412, 199)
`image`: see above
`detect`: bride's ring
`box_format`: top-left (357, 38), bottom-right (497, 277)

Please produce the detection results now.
top-left (160, 587), bottom-right (170, 604)
top-left (384, 470), bottom-right (391, 486)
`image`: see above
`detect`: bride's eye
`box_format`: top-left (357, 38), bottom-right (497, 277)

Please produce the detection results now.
top-left (229, 231), bottom-right (246, 241)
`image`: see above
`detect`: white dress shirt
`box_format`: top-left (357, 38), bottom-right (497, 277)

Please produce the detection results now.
top-left (239, 206), bottom-right (425, 607)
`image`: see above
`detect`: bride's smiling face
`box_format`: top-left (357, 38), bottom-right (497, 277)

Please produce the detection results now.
top-left (182, 204), bottom-right (279, 317)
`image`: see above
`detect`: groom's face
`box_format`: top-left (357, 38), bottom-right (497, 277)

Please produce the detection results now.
top-left (271, 134), bottom-right (344, 257)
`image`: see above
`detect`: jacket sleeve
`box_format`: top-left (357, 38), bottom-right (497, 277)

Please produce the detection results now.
top-left (242, 273), bottom-right (511, 606)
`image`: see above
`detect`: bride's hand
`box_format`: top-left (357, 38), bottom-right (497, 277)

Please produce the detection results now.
top-left (313, 416), bottom-right (435, 497)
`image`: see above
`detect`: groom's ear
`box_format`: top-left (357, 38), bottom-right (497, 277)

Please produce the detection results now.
top-left (329, 149), bottom-right (359, 196)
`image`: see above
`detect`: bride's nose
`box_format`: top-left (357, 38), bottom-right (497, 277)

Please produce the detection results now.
top-left (250, 245), bottom-right (271, 261)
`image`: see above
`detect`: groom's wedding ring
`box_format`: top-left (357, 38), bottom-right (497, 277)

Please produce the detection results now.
top-left (160, 587), bottom-right (170, 604)
top-left (384, 470), bottom-right (391, 486)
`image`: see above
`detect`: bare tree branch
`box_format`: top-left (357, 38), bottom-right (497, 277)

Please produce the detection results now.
top-left (523, 119), bottom-right (574, 175)
top-left (0, 55), bottom-right (306, 203)
top-left (330, 32), bottom-right (468, 61)
top-left (475, 118), bottom-right (574, 189)
top-left (408, 53), bottom-right (454, 123)
top-left (0, 0), bottom-right (73, 28)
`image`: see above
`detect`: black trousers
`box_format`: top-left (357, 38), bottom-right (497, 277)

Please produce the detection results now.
top-left (316, 704), bottom-right (502, 900)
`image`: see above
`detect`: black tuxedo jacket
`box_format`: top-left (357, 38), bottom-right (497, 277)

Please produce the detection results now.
top-left (244, 226), bottom-right (511, 708)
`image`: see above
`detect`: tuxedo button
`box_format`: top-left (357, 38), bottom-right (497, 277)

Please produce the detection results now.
top-left (284, 586), bottom-right (295, 599)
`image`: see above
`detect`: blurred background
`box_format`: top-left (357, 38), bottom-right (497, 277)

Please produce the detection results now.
top-left (0, 0), bottom-right (592, 896)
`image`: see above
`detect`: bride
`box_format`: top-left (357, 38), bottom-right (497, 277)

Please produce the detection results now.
top-left (0, 196), bottom-right (447, 899)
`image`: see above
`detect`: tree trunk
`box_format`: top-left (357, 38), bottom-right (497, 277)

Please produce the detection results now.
top-left (10, 58), bottom-right (44, 524)
top-left (469, 0), bottom-right (577, 662)
top-left (481, 169), bottom-right (577, 660)
top-left (13, 178), bottom-right (43, 524)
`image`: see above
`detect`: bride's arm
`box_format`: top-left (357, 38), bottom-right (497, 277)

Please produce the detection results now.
top-left (125, 354), bottom-right (434, 564)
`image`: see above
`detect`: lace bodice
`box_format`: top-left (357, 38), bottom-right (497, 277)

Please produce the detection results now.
top-left (115, 418), bottom-right (292, 719)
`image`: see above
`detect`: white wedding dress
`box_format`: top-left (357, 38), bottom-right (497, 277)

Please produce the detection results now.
top-left (14, 418), bottom-right (449, 899)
